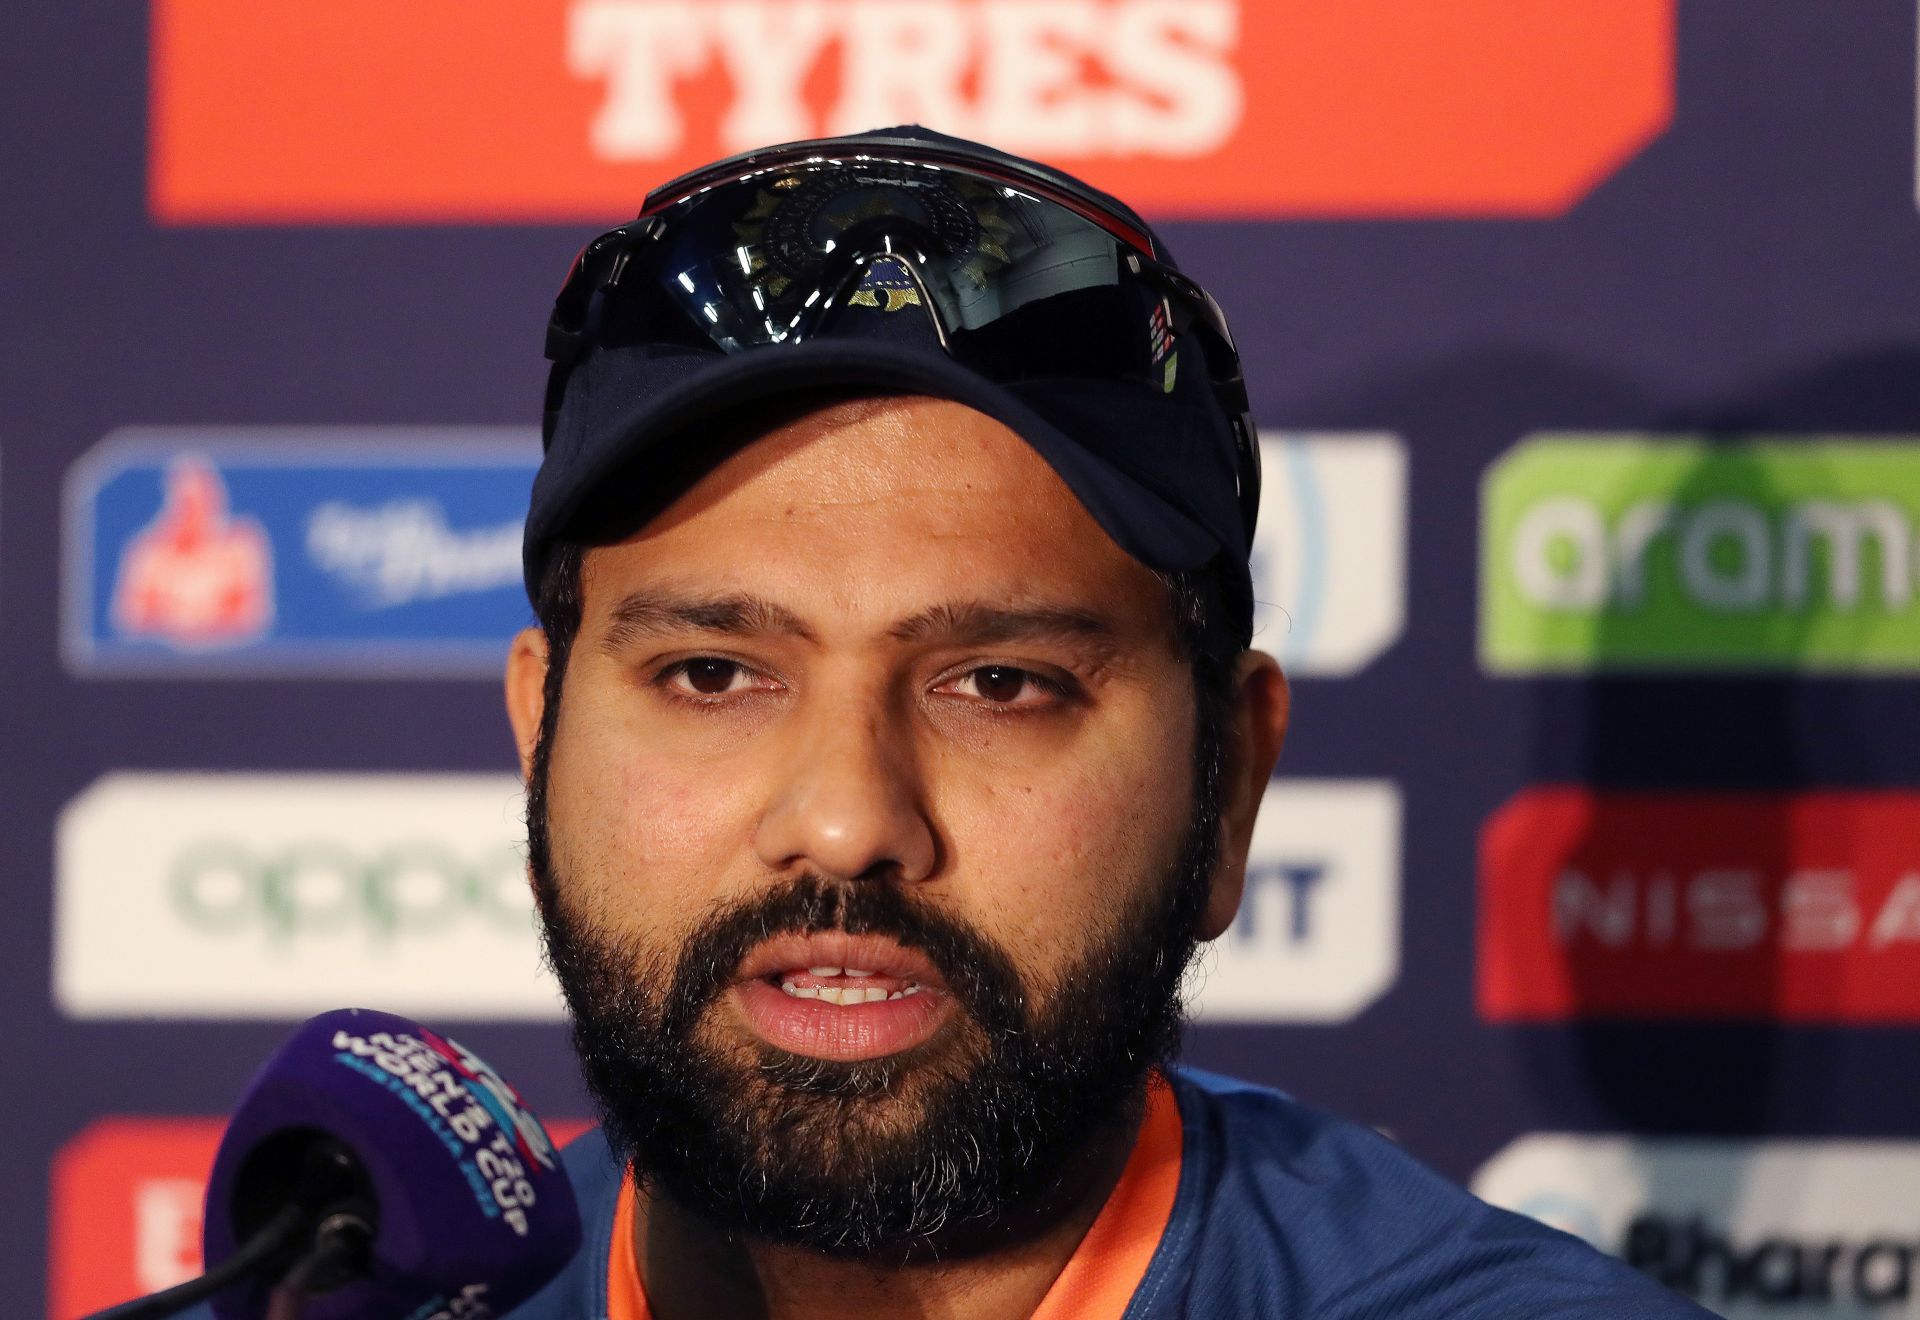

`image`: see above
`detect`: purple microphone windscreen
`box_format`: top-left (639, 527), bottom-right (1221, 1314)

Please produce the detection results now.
top-left (202, 1008), bottom-right (582, 1320)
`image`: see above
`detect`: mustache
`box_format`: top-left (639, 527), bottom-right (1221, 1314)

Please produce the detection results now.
top-left (660, 875), bottom-right (1031, 1044)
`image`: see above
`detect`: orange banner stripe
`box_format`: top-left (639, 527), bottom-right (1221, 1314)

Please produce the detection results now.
top-left (151, 0), bottom-right (1672, 224)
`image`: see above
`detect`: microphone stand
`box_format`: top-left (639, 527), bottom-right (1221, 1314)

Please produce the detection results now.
top-left (263, 1213), bottom-right (374, 1320)
top-left (82, 1208), bottom-right (372, 1320)
top-left (82, 1207), bottom-right (307, 1320)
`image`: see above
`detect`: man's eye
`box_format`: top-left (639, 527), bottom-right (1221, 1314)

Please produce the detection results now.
top-left (948, 665), bottom-right (1062, 705)
top-left (664, 658), bottom-right (757, 696)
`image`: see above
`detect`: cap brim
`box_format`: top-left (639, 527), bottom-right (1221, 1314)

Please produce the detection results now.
top-left (528, 339), bottom-right (1225, 595)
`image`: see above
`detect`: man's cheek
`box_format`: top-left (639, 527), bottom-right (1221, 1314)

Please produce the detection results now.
top-left (948, 776), bottom-right (1130, 926)
top-left (985, 749), bottom-right (1177, 864)
top-left (548, 730), bottom-right (744, 908)
top-left (622, 756), bottom-right (748, 856)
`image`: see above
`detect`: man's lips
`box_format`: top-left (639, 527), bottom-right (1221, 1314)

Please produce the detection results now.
top-left (728, 933), bottom-right (956, 1061)
top-left (735, 932), bottom-right (951, 994)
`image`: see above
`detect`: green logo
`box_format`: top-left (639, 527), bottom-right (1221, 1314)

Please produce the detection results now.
top-left (1481, 436), bottom-right (1920, 672)
top-left (169, 839), bottom-right (535, 941)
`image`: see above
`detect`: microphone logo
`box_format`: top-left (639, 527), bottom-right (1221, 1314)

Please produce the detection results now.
top-left (327, 1023), bottom-right (551, 1237)
top-left (420, 1025), bottom-right (561, 1174)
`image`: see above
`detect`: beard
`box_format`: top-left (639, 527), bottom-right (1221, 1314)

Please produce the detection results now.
top-left (528, 709), bottom-right (1221, 1260)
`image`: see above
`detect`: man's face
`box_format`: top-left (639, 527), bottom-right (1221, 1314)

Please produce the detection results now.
top-left (511, 396), bottom-right (1229, 1255)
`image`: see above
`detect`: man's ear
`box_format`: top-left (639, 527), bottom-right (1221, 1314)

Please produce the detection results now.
top-left (504, 627), bottom-right (551, 781)
top-left (1196, 651), bottom-right (1290, 942)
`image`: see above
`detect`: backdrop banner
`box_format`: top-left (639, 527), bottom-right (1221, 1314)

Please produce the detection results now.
top-left (7, 4), bottom-right (1919, 1317)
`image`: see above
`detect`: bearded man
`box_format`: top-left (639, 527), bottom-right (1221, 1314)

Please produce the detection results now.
top-left (502, 127), bottom-right (1707, 1319)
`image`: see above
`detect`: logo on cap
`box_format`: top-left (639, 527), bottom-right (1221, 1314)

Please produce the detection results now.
top-left (849, 257), bottom-right (926, 313)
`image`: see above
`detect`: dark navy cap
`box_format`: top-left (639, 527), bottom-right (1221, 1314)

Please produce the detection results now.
top-left (525, 126), bottom-right (1254, 631)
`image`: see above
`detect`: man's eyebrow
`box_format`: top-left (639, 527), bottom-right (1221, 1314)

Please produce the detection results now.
top-left (600, 591), bottom-right (816, 650)
top-left (888, 601), bottom-right (1119, 649)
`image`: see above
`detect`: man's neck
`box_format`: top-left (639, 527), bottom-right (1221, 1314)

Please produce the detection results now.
top-left (631, 1102), bottom-right (1146, 1320)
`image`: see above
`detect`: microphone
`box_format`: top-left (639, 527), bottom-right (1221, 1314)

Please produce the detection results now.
top-left (86, 1008), bottom-right (582, 1320)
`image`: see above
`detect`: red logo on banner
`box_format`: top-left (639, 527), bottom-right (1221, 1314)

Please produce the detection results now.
top-left (110, 458), bottom-right (273, 648)
top-left (149, 0), bottom-right (1673, 223)
top-left (49, 1116), bottom-right (592, 1319)
top-left (1478, 789), bottom-right (1920, 1023)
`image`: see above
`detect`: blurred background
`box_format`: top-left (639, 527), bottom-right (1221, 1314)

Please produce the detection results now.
top-left (7, 3), bottom-right (1920, 1316)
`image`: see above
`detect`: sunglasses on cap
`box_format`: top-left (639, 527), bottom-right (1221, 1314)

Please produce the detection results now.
top-left (542, 132), bottom-right (1261, 542)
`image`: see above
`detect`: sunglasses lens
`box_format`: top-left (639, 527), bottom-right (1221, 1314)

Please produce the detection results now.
top-left (564, 155), bottom-right (1205, 389)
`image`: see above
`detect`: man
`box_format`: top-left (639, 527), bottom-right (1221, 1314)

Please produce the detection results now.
top-left (503, 128), bottom-right (1706, 1318)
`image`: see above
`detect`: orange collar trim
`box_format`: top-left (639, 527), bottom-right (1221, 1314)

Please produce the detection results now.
top-left (607, 1078), bottom-right (1184, 1320)
top-left (1029, 1076), bottom-right (1185, 1318)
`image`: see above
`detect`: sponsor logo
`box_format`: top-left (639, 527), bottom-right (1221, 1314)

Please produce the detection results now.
top-left (1251, 432), bottom-right (1407, 677)
top-left (1478, 788), bottom-right (1920, 1022)
top-left (59, 772), bottom-right (1399, 1024)
top-left (1476, 1134), bottom-right (1920, 1317)
top-left (54, 773), bottom-right (560, 1020)
top-left (1481, 435), bottom-right (1920, 673)
top-left (150, 0), bottom-right (1671, 223)
top-left (65, 429), bottom-right (538, 676)
top-left (110, 456), bottom-right (274, 648)
top-left (49, 1116), bottom-right (590, 1319)
top-left (306, 497), bottom-right (522, 608)
top-left (1191, 779), bottom-right (1400, 1023)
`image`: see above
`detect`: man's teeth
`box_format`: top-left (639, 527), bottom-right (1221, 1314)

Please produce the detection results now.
top-left (780, 979), bottom-right (922, 1004)
top-left (806, 966), bottom-right (876, 977)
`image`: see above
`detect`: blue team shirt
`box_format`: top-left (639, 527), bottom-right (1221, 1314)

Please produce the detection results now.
top-left (500, 1066), bottom-right (1713, 1318)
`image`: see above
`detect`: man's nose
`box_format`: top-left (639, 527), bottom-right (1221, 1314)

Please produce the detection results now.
top-left (752, 694), bottom-right (937, 885)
